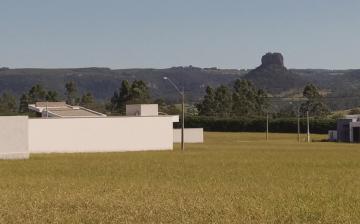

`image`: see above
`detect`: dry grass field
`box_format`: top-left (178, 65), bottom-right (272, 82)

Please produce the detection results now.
top-left (1, 132), bottom-right (360, 223)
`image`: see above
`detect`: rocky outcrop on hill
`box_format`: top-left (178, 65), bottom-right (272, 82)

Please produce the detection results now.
top-left (261, 52), bottom-right (284, 67)
top-left (243, 52), bottom-right (306, 93)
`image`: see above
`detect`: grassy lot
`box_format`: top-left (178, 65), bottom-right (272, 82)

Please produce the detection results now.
top-left (1, 132), bottom-right (360, 223)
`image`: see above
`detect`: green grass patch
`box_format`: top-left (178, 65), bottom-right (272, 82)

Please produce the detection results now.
top-left (1, 132), bottom-right (360, 223)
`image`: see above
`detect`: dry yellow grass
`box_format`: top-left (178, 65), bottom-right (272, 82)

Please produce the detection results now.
top-left (0, 132), bottom-right (360, 223)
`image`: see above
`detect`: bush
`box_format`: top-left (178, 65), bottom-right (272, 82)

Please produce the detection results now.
top-left (184, 116), bottom-right (336, 134)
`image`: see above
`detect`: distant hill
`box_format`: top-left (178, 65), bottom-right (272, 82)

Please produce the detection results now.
top-left (1, 53), bottom-right (360, 109)
top-left (0, 66), bottom-right (245, 102)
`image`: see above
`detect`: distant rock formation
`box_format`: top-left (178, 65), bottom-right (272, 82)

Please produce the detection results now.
top-left (261, 52), bottom-right (284, 67)
top-left (243, 52), bottom-right (306, 93)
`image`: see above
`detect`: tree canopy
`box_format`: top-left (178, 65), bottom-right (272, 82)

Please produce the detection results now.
top-left (197, 79), bottom-right (269, 117)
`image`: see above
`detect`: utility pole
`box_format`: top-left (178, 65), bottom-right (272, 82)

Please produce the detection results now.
top-left (181, 87), bottom-right (185, 151)
top-left (306, 111), bottom-right (310, 143)
top-left (163, 77), bottom-right (185, 151)
top-left (297, 108), bottom-right (300, 143)
top-left (266, 112), bottom-right (269, 141)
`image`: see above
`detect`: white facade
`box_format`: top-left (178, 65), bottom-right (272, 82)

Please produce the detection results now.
top-left (0, 114), bottom-right (179, 159)
top-left (29, 116), bottom-right (176, 153)
top-left (126, 104), bottom-right (159, 116)
top-left (0, 116), bottom-right (29, 159)
top-left (173, 128), bottom-right (204, 143)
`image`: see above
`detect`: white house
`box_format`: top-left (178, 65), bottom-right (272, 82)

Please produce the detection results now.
top-left (0, 103), bottom-right (179, 159)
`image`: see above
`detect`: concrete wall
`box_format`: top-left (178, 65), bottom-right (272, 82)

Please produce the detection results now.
top-left (0, 116), bottom-right (29, 159)
top-left (174, 128), bottom-right (204, 143)
top-left (29, 116), bottom-right (175, 153)
top-left (126, 104), bottom-right (158, 116)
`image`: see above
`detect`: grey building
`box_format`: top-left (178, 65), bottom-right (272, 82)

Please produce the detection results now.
top-left (336, 115), bottom-right (360, 143)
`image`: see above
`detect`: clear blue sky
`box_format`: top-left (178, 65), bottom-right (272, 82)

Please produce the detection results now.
top-left (1, 0), bottom-right (359, 69)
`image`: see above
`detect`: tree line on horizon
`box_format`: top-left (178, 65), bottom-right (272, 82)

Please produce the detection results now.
top-left (0, 79), bottom-right (331, 118)
top-left (0, 79), bottom-right (180, 116)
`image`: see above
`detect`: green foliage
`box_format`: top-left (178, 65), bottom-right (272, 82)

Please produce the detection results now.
top-left (185, 116), bottom-right (336, 134)
top-left (80, 92), bottom-right (94, 108)
top-left (214, 85), bottom-right (232, 117)
top-left (28, 84), bottom-right (47, 103)
top-left (300, 84), bottom-right (330, 117)
top-left (65, 81), bottom-right (78, 105)
top-left (154, 99), bottom-right (181, 115)
top-left (110, 80), bottom-right (150, 114)
top-left (46, 90), bottom-right (59, 102)
top-left (196, 86), bottom-right (216, 116)
top-left (18, 84), bottom-right (60, 113)
top-left (18, 94), bottom-right (30, 113)
top-left (232, 80), bottom-right (268, 116)
top-left (0, 92), bottom-right (17, 114)
top-left (197, 79), bottom-right (269, 117)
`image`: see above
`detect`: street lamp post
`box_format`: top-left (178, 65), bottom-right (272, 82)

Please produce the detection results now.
top-left (163, 77), bottom-right (185, 151)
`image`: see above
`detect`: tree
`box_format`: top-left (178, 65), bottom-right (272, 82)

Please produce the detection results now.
top-left (80, 92), bottom-right (94, 108)
top-left (197, 86), bottom-right (216, 116)
top-left (154, 99), bottom-right (181, 115)
top-left (232, 79), bottom-right (268, 117)
top-left (46, 90), bottom-right (59, 102)
top-left (28, 84), bottom-right (46, 103)
top-left (65, 81), bottom-right (78, 105)
top-left (129, 80), bottom-right (150, 104)
top-left (18, 94), bottom-right (30, 113)
top-left (18, 84), bottom-right (60, 113)
top-left (0, 92), bottom-right (17, 114)
top-left (109, 80), bottom-right (150, 114)
top-left (110, 80), bottom-right (131, 113)
top-left (214, 85), bottom-right (233, 117)
top-left (197, 79), bottom-right (268, 118)
top-left (300, 84), bottom-right (330, 117)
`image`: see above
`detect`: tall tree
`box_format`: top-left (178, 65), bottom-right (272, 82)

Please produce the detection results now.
top-left (80, 92), bottom-right (94, 108)
top-left (0, 92), bottom-right (17, 114)
top-left (232, 79), bottom-right (268, 117)
top-left (28, 84), bottom-right (46, 103)
top-left (214, 85), bottom-right (232, 117)
top-left (110, 80), bottom-right (131, 113)
top-left (197, 86), bottom-right (216, 116)
top-left (129, 80), bottom-right (150, 104)
top-left (197, 80), bottom-right (268, 118)
top-left (18, 94), bottom-right (30, 113)
top-left (110, 80), bottom-right (150, 114)
top-left (300, 84), bottom-right (329, 117)
top-left (46, 90), bottom-right (59, 102)
top-left (65, 81), bottom-right (78, 105)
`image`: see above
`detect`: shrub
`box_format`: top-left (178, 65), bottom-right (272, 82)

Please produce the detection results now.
top-left (184, 116), bottom-right (336, 134)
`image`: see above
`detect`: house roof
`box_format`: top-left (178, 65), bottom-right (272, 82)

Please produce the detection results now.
top-left (28, 102), bottom-right (106, 118)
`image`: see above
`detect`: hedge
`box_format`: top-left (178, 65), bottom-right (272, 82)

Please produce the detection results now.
top-left (182, 116), bottom-right (336, 134)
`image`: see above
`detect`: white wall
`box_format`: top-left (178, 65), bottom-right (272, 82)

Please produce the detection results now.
top-left (174, 128), bottom-right (204, 143)
top-left (29, 116), bottom-right (175, 153)
top-left (0, 116), bottom-right (29, 159)
top-left (126, 104), bottom-right (158, 116)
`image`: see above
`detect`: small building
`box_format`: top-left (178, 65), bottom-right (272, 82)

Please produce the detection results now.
top-left (28, 102), bottom-right (106, 118)
top-left (1, 103), bottom-right (180, 159)
top-left (336, 115), bottom-right (360, 143)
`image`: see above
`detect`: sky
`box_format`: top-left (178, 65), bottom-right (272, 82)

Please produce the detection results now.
top-left (1, 0), bottom-right (359, 69)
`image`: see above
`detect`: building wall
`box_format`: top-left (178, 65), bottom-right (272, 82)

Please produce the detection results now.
top-left (0, 116), bottom-right (29, 159)
top-left (349, 122), bottom-right (360, 143)
top-left (126, 104), bottom-right (158, 116)
top-left (29, 116), bottom-right (175, 153)
top-left (337, 119), bottom-right (352, 142)
top-left (173, 128), bottom-right (204, 143)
